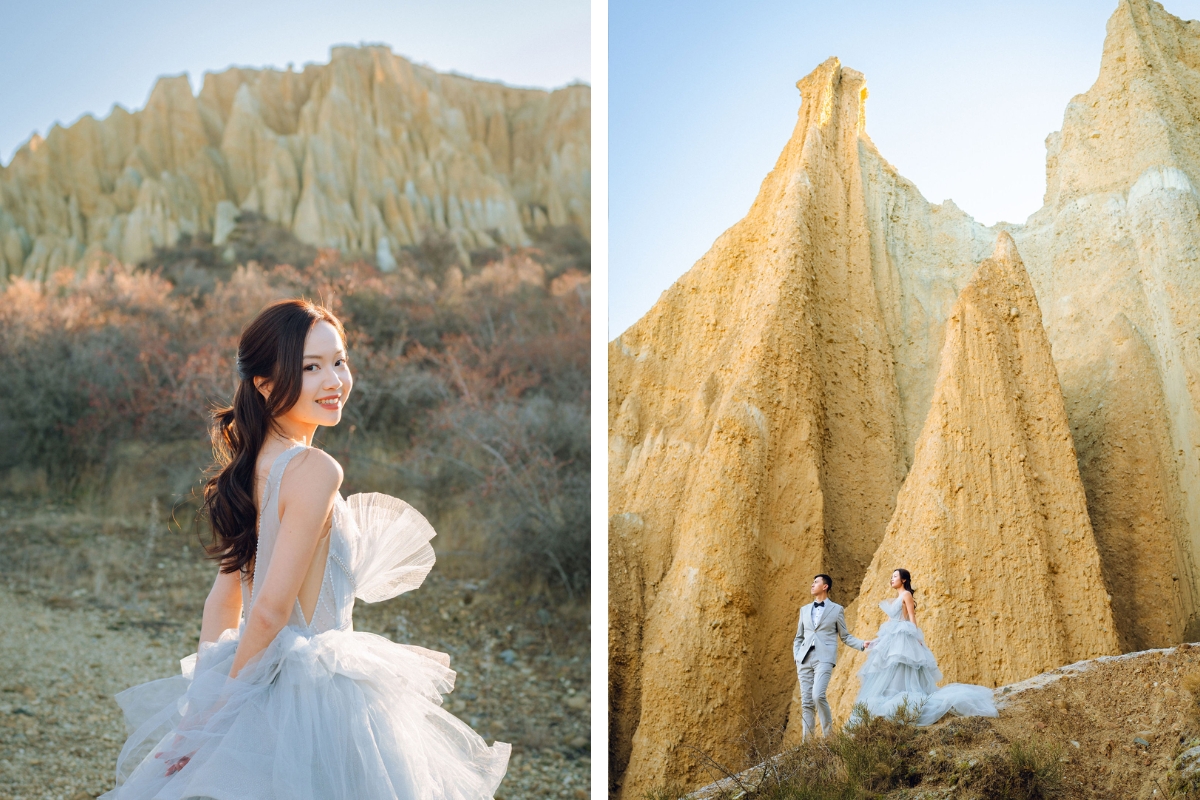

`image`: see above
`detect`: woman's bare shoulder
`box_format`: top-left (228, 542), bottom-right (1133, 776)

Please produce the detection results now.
top-left (281, 448), bottom-right (343, 498)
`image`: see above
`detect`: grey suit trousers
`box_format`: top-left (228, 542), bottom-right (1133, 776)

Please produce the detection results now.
top-left (797, 652), bottom-right (835, 739)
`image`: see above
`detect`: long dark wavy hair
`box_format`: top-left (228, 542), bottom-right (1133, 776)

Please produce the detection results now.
top-left (201, 299), bottom-right (346, 575)
top-left (895, 568), bottom-right (917, 606)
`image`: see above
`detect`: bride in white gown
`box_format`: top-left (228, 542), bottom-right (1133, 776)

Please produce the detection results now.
top-left (100, 299), bottom-right (509, 799)
top-left (855, 569), bottom-right (997, 726)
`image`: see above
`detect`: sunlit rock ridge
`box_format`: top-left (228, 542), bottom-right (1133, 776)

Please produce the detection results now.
top-left (609, 0), bottom-right (1200, 796)
top-left (0, 45), bottom-right (589, 279)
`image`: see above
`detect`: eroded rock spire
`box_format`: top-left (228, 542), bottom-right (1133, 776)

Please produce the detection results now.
top-left (811, 233), bottom-right (1120, 729)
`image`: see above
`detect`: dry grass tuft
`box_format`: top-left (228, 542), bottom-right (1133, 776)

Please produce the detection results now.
top-left (1182, 671), bottom-right (1200, 721)
top-left (965, 737), bottom-right (1063, 800)
top-left (673, 702), bottom-right (1070, 800)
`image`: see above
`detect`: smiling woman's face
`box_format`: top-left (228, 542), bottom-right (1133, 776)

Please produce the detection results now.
top-left (274, 320), bottom-right (353, 430)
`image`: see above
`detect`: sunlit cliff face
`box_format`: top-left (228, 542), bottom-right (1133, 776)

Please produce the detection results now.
top-left (0, 45), bottom-right (590, 281)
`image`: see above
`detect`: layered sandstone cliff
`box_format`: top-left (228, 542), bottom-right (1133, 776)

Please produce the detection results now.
top-left (810, 233), bottom-right (1119, 731)
top-left (0, 45), bottom-right (589, 280)
top-left (609, 58), bottom-right (987, 799)
top-left (1013, 0), bottom-right (1200, 650)
top-left (611, 1), bottom-right (1200, 796)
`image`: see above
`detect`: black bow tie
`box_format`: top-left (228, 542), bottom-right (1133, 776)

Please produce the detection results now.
top-left (813, 602), bottom-right (825, 608)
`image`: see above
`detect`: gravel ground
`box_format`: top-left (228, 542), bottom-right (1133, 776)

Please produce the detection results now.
top-left (0, 505), bottom-right (590, 800)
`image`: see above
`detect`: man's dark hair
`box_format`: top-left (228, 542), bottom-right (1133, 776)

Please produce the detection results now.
top-left (815, 574), bottom-right (833, 592)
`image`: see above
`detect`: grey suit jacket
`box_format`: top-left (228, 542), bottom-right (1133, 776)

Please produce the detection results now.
top-left (793, 600), bottom-right (865, 666)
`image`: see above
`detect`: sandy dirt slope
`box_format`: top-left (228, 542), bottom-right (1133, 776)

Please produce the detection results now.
top-left (0, 505), bottom-right (589, 800)
top-left (691, 643), bottom-right (1200, 800)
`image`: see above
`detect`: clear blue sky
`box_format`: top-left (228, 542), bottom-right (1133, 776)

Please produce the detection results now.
top-left (609, 0), bottom-right (1200, 336)
top-left (0, 0), bottom-right (589, 165)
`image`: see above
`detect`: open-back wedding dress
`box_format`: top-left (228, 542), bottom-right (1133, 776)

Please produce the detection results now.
top-left (101, 444), bottom-right (510, 799)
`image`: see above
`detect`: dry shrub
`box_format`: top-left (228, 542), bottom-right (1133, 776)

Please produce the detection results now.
top-left (1176, 683), bottom-right (1200, 800)
top-left (755, 742), bottom-right (855, 800)
top-left (0, 234), bottom-right (589, 593)
top-left (1182, 671), bottom-right (1200, 721)
top-left (834, 701), bottom-right (923, 793)
top-left (530, 225), bottom-right (591, 279)
top-left (696, 704), bottom-right (1056, 800)
top-left (934, 716), bottom-right (988, 748)
top-left (0, 263), bottom-right (234, 493)
top-left (710, 702), bottom-right (922, 800)
top-left (967, 737), bottom-right (1063, 800)
top-left (1171, 776), bottom-right (1200, 800)
top-left (142, 211), bottom-right (318, 287)
top-left (409, 227), bottom-right (463, 282)
top-left (1168, 741), bottom-right (1200, 799)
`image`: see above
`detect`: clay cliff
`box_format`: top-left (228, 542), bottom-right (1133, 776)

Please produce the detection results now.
top-left (609, 58), bottom-right (987, 799)
top-left (1013, 0), bottom-right (1200, 651)
top-left (0, 45), bottom-right (589, 280)
top-left (811, 233), bottom-right (1119, 732)
top-left (610, 0), bottom-right (1200, 796)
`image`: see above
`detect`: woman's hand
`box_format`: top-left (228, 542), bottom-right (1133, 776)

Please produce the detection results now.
top-left (154, 734), bottom-right (196, 777)
top-left (162, 752), bottom-right (193, 776)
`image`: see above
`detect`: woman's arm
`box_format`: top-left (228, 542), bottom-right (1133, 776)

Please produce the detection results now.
top-left (903, 591), bottom-right (917, 627)
top-left (199, 568), bottom-right (243, 644)
top-left (228, 450), bottom-right (342, 678)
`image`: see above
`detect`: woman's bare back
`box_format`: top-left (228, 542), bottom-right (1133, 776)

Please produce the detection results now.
top-left (247, 443), bottom-right (334, 624)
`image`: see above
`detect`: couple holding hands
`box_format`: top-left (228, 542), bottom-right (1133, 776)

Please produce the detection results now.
top-left (793, 569), bottom-right (997, 738)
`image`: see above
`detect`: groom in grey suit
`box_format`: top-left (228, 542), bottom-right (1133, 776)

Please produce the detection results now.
top-left (793, 573), bottom-right (867, 739)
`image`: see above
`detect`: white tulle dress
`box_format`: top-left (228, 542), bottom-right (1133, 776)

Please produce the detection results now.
top-left (854, 597), bottom-right (997, 726)
top-left (100, 445), bottom-right (510, 799)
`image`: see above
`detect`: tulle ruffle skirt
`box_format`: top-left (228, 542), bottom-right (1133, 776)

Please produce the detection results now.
top-left (854, 620), bottom-right (997, 726)
top-left (99, 624), bottom-right (510, 799)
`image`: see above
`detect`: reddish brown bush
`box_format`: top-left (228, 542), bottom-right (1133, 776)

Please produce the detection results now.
top-left (0, 245), bottom-right (589, 591)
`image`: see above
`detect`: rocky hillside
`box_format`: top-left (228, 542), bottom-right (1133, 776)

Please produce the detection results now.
top-left (0, 45), bottom-right (589, 280)
top-left (609, 0), bottom-right (1200, 796)
top-left (690, 644), bottom-right (1200, 800)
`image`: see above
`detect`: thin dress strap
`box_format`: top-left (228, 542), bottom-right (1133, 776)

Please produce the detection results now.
top-left (247, 444), bottom-right (309, 611)
top-left (261, 444), bottom-right (309, 512)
